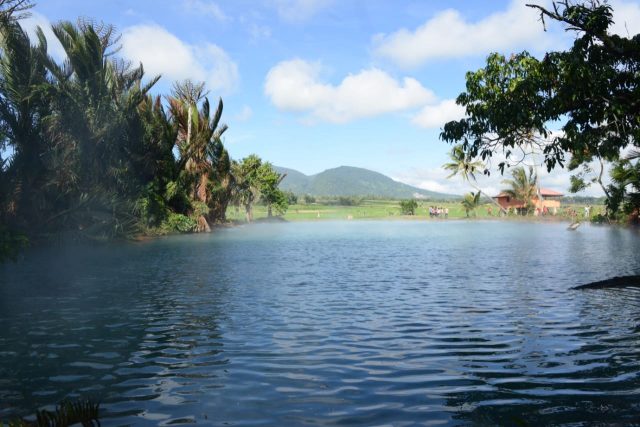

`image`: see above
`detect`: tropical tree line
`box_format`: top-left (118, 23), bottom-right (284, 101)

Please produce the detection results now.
top-left (0, 10), bottom-right (287, 261)
top-left (440, 0), bottom-right (640, 223)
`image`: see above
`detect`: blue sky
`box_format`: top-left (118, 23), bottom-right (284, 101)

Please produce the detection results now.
top-left (23, 0), bottom-right (640, 196)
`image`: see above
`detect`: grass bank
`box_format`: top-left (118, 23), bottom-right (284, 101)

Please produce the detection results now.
top-left (226, 199), bottom-right (605, 223)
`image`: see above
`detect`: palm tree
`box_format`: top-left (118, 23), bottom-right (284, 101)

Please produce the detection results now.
top-left (606, 150), bottom-right (640, 219)
top-left (171, 80), bottom-right (206, 154)
top-left (0, 0), bottom-right (33, 26)
top-left (231, 155), bottom-right (262, 222)
top-left (443, 145), bottom-right (505, 213)
top-left (461, 191), bottom-right (481, 217)
top-left (39, 20), bottom-right (161, 237)
top-left (169, 92), bottom-right (230, 229)
top-left (0, 21), bottom-right (49, 227)
top-left (501, 166), bottom-right (538, 214)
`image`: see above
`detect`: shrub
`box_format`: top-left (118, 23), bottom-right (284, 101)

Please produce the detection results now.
top-left (400, 199), bottom-right (418, 215)
top-left (0, 225), bottom-right (28, 263)
top-left (161, 213), bottom-right (197, 233)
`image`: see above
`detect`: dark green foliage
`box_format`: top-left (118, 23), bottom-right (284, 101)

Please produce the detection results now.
top-left (606, 156), bottom-right (640, 220)
top-left (283, 190), bottom-right (297, 204)
top-left (0, 224), bottom-right (27, 262)
top-left (569, 174), bottom-right (589, 194)
top-left (0, 1), bottom-right (33, 24)
top-left (303, 194), bottom-right (316, 204)
top-left (257, 162), bottom-right (287, 217)
top-left (233, 156), bottom-right (289, 220)
top-left (399, 199), bottom-right (418, 215)
top-left (440, 1), bottom-right (640, 214)
top-left (0, 16), bottom-right (260, 259)
top-left (162, 213), bottom-right (197, 233)
top-left (461, 192), bottom-right (481, 217)
top-left (331, 196), bottom-right (362, 206)
top-left (2, 399), bottom-right (99, 427)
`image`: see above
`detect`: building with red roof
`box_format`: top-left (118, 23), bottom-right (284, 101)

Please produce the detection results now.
top-left (493, 188), bottom-right (564, 212)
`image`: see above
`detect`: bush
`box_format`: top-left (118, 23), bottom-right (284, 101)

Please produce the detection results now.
top-left (400, 199), bottom-right (418, 215)
top-left (303, 194), bottom-right (316, 204)
top-left (283, 190), bottom-right (298, 204)
top-left (323, 196), bottom-right (362, 206)
top-left (0, 225), bottom-right (28, 263)
top-left (134, 184), bottom-right (168, 228)
top-left (161, 213), bottom-right (197, 233)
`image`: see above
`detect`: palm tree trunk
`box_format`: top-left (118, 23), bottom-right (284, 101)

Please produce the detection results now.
top-left (470, 182), bottom-right (506, 214)
top-left (595, 156), bottom-right (611, 221)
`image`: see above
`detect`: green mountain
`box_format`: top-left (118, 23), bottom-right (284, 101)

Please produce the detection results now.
top-left (274, 165), bottom-right (458, 200)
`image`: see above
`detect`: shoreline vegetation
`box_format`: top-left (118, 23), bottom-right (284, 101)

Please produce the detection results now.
top-left (1, 0), bottom-right (639, 264)
top-left (226, 199), bottom-right (608, 224)
top-left (0, 5), bottom-right (290, 262)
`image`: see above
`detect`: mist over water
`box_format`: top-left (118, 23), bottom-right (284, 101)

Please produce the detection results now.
top-left (1, 221), bottom-right (640, 425)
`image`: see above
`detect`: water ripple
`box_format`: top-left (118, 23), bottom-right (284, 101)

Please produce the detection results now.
top-left (1, 221), bottom-right (640, 425)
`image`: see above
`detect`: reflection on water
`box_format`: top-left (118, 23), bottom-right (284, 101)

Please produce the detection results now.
top-left (1, 221), bottom-right (640, 425)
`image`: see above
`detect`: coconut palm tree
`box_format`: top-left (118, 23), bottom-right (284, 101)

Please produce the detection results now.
top-left (443, 145), bottom-right (505, 213)
top-left (461, 191), bottom-right (481, 217)
top-left (501, 166), bottom-right (538, 214)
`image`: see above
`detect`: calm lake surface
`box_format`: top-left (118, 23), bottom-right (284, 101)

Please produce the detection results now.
top-left (1, 220), bottom-right (640, 425)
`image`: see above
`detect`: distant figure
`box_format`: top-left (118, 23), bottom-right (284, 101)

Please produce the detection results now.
top-left (553, 207), bottom-right (557, 215)
top-left (584, 205), bottom-right (591, 218)
top-left (347, 215), bottom-right (353, 220)
top-left (444, 207), bottom-right (449, 218)
top-left (317, 211), bottom-right (320, 218)
top-left (487, 206), bottom-right (493, 216)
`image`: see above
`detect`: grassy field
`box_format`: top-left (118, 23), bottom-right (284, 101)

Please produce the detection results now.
top-left (226, 199), bottom-right (605, 223)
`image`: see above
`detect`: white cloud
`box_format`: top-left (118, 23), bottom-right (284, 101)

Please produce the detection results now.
top-left (610, 0), bottom-right (640, 36)
top-left (184, 0), bottom-right (229, 22)
top-left (234, 105), bottom-right (253, 122)
top-left (121, 24), bottom-right (239, 94)
top-left (412, 99), bottom-right (465, 129)
top-left (20, 11), bottom-right (66, 60)
top-left (373, 0), bottom-right (557, 67)
top-left (264, 59), bottom-right (435, 123)
top-left (274, 0), bottom-right (333, 22)
top-left (248, 22), bottom-right (272, 40)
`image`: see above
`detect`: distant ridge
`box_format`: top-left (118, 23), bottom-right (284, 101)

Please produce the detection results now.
top-left (274, 165), bottom-right (458, 200)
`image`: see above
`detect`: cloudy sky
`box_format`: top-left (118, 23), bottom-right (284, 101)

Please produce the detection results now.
top-left (23, 0), bottom-right (640, 196)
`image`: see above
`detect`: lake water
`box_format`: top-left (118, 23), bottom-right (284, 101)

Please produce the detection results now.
top-left (1, 220), bottom-right (640, 425)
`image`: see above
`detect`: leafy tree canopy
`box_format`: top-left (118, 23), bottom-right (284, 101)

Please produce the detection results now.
top-left (399, 199), bottom-right (418, 215)
top-left (441, 1), bottom-right (639, 176)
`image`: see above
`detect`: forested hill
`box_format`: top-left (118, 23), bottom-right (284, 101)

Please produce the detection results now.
top-left (274, 166), bottom-right (459, 199)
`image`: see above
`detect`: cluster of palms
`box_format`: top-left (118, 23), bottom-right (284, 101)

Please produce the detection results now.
top-left (444, 145), bottom-right (539, 216)
top-left (0, 12), bottom-right (286, 260)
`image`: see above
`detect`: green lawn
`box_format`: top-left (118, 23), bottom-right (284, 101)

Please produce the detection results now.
top-left (226, 199), bottom-right (606, 223)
